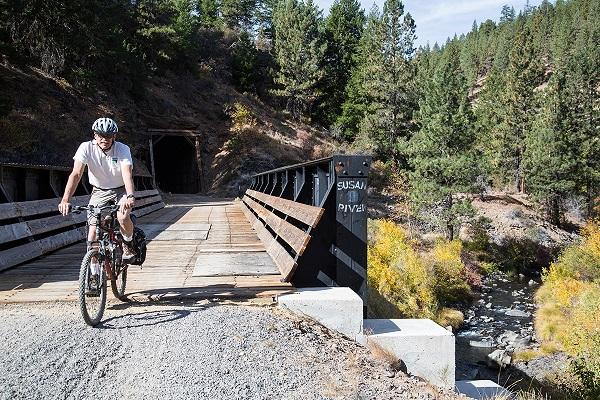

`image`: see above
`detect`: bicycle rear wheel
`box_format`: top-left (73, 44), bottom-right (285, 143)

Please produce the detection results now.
top-left (78, 249), bottom-right (107, 326)
top-left (110, 263), bottom-right (128, 301)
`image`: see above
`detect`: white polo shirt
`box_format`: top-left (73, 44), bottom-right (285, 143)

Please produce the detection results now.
top-left (73, 140), bottom-right (133, 189)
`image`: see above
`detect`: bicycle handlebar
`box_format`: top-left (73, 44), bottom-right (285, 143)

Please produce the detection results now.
top-left (71, 204), bottom-right (120, 215)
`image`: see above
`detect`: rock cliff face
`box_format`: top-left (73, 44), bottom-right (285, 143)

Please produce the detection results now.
top-left (0, 60), bottom-right (336, 196)
top-left (465, 193), bottom-right (580, 249)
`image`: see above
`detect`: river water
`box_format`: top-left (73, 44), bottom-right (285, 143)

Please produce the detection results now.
top-left (455, 272), bottom-right (540, 386)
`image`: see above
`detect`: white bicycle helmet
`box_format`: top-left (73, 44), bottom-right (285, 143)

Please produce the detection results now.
top-left (92, 117), bottom-right (118, 135)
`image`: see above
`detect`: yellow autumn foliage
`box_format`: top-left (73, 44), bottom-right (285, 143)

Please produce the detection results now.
top-left (367, 219), bottom-right (470, 328)
top-left (535, 222), bottom-right (600, 397)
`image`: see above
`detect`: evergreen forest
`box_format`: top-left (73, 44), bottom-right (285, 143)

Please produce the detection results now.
top-left (3, 0), bottom-right (597, 231)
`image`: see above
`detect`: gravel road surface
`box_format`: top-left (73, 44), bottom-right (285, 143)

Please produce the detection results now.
top-left (0, 301), bottom-right (464, 400)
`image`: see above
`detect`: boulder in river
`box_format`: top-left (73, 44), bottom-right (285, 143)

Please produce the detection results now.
top-left (469, 340), bottom-right (496, 349)
top-left (487, 349), bottom-right (512, 369)
top-left (505, 309), bottom-right (531, 318)
top-left (498, 330), bottom-right (519, 345)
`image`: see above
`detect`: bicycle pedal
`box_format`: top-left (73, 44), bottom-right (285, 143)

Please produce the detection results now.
top-left (85, 290), bottom-right (100, 297)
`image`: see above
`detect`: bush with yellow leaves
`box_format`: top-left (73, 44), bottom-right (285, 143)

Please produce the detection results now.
top-left (367, 219), bottom-right (471, 329)
top-left (225, 102), bottom-right (256, 133)
top-left (535, 223), bottom-right (600, 398)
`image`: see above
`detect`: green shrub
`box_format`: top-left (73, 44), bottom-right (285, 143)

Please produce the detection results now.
top-left (479, 261), bottom-right (499, 275)
top-left (225, 102), bottom-right (256, 131)
top-left (464, 216), bottom-right (492, 252)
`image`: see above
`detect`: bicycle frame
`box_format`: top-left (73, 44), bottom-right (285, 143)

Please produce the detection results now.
top-left (87, 205), bottom-right (124, 282)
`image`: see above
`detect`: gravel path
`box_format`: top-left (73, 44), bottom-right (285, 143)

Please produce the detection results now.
top-left (0, 301), bottom-right (464, 400)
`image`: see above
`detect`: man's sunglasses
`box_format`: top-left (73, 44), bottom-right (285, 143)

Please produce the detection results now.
top-left (93, 132), bottom-right (116, 139)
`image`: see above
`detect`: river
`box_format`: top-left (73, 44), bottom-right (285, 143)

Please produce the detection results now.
top-left (455, 271), bottom-right (541, 388)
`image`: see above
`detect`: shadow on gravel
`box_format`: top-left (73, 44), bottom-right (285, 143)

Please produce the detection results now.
top-left (122, 284), bottom-right (292, 302)
top-left (98, 302), bottom-right (217, 330)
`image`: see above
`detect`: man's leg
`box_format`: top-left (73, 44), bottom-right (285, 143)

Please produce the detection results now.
top-left (87, 190), bottom-right (105, 281)
top-left (117, 207), bottom-right (133, 239)
top-left (116, 192), bottom-right (135, 262)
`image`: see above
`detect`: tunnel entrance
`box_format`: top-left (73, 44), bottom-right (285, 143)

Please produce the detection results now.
top-left (151, 133), bottom-right (202, 194)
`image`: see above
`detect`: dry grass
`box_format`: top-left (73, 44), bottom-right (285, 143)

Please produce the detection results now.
top-left (512, 349), bottom-right (542, 363)
top-left (436, 308), bottom-right (465, 330)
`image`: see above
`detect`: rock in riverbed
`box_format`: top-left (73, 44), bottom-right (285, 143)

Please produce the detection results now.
top-left (505, 309), bottom-right (531, 318)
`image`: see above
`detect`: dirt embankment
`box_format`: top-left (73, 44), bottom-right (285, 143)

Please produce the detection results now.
top-left (0, 59), bottom-right (336, 196)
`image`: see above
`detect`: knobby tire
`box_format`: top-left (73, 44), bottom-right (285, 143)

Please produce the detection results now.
top-left (110, 263), bottom-right (128, 301)
top-left (78, 249), bottom-right (107, 326)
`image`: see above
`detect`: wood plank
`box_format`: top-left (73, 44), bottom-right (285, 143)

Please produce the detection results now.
top-left (0, 222), bottom-right (32, 245)
top-left (240, 201), bottom-right (295, 280)
top-left (0, 213), bottom-right (87, 245)
top-left (146, 230), bottom-right (209, 241)
top-left (0, 195), bottom-right (89, 221)
top-left (135, 189), bottom-right (159, 198)
top-left (243, 196), bottom-right (310, 256)
top-left (139, 223), bottom-right (211, 232)
top-left (133, 195), bottom-right (162, 208)
top-left (246, 189), bottom-right (324, 228)
top-left (193, 252), bottom-right (278, 277)
top-left (134, 202), bottom-right (165, 217)
top-left (0, 227), bottom-right (86, 272)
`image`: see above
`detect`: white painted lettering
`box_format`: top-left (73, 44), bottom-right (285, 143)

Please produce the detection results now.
top-left (337, 180), bottom-right (366, 191)
top-left (337, 203), bottom-right (366, 213)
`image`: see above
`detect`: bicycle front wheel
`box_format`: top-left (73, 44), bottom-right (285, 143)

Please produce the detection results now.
top-left (110, 264), bottom-right (128, 301)
top-left (78, 249), bottom-right (107, 326)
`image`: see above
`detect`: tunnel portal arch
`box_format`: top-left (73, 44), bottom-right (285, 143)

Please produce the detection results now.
top-left (148, 130), bottom-right (203, 194)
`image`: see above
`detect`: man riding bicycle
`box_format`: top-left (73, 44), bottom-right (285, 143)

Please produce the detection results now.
top-left (58, 117), bottom-right (137, 268)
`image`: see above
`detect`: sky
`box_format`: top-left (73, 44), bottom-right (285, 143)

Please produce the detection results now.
top-left (315, 0), bottom-right (544, 47)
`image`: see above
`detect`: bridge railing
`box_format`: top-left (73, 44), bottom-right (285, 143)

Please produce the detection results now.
top-left (240, 154), bottom-right (371, 303)
top-left (0, 163), bottom-right (163, 271)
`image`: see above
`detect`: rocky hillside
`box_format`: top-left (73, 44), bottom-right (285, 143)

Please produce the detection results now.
top-left (0, 58), bottom-right (336, 196)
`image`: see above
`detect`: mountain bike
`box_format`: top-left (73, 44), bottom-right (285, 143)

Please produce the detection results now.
top-left (71, 203), bottom-right (130, 326)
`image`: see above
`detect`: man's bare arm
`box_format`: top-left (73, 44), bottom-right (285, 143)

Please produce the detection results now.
top-left (58, 160), bottom-right (85, 215)
top-left (121, 164), bottom-right (135, 213)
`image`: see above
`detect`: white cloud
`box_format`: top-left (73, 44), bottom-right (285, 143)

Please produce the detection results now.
top-left (414, 0), bottom-right (515, 24)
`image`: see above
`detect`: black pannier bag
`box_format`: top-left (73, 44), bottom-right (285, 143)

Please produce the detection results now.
top-left (130, 226), bottom-right (147, 265)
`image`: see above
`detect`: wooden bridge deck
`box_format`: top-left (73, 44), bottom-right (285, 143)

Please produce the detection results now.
top-left (0, 195), bottom-right (294, 303)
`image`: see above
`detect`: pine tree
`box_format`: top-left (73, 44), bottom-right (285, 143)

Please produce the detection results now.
top-left (221, 0), bottom-right (257, 30)
top-left (231, 30), bottom-right (258, 92)
top-left (527, 0), bottom-right (554, 60)
top-left (318, 0), bottom-right (365, 127)
top-left (492, 23), bottom-right (541, 192)
top-left (523, 72), bottom-right (577, 225)
top-left (408, 41), bottom-right (481, 240)
top-left (335, 6), bottom-right (381, 141)
top-left (255, 0), bottom-right (278, 40)
top-left (500, 5), bottom-right (516, 24)
top-left (568, 0), bottom-right (600, 217)
top-left (359, 0), bottom-right (417, 162)
top-left (196, 0), bottom-right (220, 28)
top-left (459, 21), bottom-right (480, 85)
top-left (474, 66), bottom-right (505, 185)
top-left (271, 0), bottom-right (325, 119)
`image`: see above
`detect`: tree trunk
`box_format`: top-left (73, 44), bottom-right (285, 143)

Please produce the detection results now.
top-left (446, 195), bottom-right (454, 241)
top-left (549, 196), bottom-right (561, 227)
top-left (586, 181), bottom-right (597, 219)
top-left (446, 220), bottom-right (454, 241)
